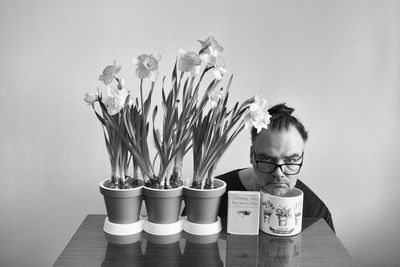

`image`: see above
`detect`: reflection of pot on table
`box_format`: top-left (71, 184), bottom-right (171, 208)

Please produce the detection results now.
top-left (102, 239), bottom-right (144, 267)
top-left (181, 232), bottom-right (223, 267)
top-left (258, 233), bottom-right (301, 267)
top-left (143, 232), bottom-right (182, 267)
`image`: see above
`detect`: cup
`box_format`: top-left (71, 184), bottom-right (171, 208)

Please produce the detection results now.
top-left (259, 188), bottom-right (303, 236)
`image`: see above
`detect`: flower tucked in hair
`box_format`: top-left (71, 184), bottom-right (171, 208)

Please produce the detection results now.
top-left (98, 60), bottom-right (121, 85)
top-left (132, 52), bottom-right (161, 82)
top-left (243, 95), bottom-right (271, 133)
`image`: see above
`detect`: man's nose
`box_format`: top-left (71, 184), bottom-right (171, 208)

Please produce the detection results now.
top-left (272, 165), bottom-right (285, 178)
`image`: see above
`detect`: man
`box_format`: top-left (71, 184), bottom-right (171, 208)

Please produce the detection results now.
top-left (217, 103), bottom-right (335, 233)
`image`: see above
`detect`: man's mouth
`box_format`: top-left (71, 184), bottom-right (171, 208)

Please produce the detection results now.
top-left (270, 183), bottom-right (287, 188)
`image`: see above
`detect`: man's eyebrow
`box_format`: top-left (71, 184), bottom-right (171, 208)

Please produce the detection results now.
top-left (256, 153), bottom-right (276, 160)
top-left (283, 153), bottom-right (301, 159)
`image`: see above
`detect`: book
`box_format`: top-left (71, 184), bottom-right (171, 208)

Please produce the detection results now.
top-left (227, 191), bottom-right (260, 235)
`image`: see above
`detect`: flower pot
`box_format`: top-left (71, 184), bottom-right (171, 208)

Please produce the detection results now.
top-left (99, 179), bottom-right (144, 224)
top-left (264, 213), bottom-right (271, 224)
top-left (259, 188), bottom-right (303, 236)
top-left (143, 186), bottom-right (183, 224)
top-left (183, 178), bottom-right (226, 224)
top-left (278, 217), bottom-right (288, 227)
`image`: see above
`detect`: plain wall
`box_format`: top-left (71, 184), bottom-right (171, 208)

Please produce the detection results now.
top-left (1, 0), bottom-right (399, 266)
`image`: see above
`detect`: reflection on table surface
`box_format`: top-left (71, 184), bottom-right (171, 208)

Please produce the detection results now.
top-left (55, 215), bottom-right (353, 267)
top-left (101, 231), bottom-right (300, 267)
top-left (102, 232), bottom-right (224, 267)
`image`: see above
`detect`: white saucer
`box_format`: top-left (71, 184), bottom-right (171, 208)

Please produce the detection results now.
top-left (143, 218), bottom-right (184, 235)
top-left (183, 216), bottom-right (222, 235)
top-left (103, 217), bottom-right (144, 236)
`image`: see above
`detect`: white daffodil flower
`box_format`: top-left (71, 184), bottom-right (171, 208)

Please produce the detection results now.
top-left (102, 86), bottom-right (129, 115)
top-left (208, 88), bottom-right (225, 107)
top-left (127, 92), bottom-right (136, 107)
top-left (83, 92), bottom-right (99, 105)
top-left (200, 46), bottom-right (228, 80)
top-left (132, 52), bottom-right (161, 82)
top-left (98, 60), bottom-right (121, 85)
top-left (243, 95), bottom-right (271, 133)
top-left (198, 36), bottom-right (224, 54)
top-left (177, 49), bottom-right (201, 76)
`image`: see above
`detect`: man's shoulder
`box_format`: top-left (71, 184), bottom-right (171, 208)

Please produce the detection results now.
top-left (216, 168), bottom-right (248, 191)
top-left (295, 179), bottom-right (322, 203)
top-left (216, 168), bottom-right (244, 181)
top-left (295, 179), bottom-right (313, 194)
top-left (296, 179), bottom-right (336, 233)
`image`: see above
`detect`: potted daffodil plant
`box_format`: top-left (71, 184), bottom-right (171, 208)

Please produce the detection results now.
top-left (84, 62), bottom-right (144, 234)
top-left (180, 38), bottom-right (271, 231)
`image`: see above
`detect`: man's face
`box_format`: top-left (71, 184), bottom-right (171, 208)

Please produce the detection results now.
top-left (251, 125), bottom-right (305, 196)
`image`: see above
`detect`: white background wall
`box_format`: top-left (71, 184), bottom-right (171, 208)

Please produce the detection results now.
top-left (1, 0), bottom-right (399, 266)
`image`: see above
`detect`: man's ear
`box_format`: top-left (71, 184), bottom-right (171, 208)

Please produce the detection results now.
top-left (250, 146), bottom-right (255, 165)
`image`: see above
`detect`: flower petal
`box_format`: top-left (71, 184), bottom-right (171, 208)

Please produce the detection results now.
top-left (213, 68), bottom-right (223, 80)
top-left (83, 92), bottom-right (99, 105)
top-left (146, 56), bottom-right (159, 71)
top-left (98, 74), bottom-right (113, 85)
top-left (132, 56), bottom-right (139, 65)
top-left (208, 88), bottom-right (225, 106)
top-left (148, 68), bottom-right (159, 82)
top-left (243, 96), bottom-right (270, 131)
top-left (135, 63), bottom-right (150, 79)
top-left (151, 51), bottom-right (161, 62)
top-left (177, 50), bottom-right (201, 73)
top-left (99, 61), bottom-right (121, 85)
top-left (190, 65), bottom-right (200, 77)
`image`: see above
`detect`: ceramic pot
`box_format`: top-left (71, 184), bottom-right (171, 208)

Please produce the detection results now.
top-left (183, 179), bottom-right (226, 224)
top-left (99, 179), bottom-right (144, 224)
top-left (259, 188), bottom-right (303, 236)
top-left (143, 186), bottom-right (183, 224)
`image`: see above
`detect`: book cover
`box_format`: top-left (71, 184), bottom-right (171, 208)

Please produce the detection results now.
top-left (227, 191), bottom-right (260, 235)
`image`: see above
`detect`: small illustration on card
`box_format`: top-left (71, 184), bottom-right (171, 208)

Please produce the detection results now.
top-left (227, 191), bottom-right (260, 235)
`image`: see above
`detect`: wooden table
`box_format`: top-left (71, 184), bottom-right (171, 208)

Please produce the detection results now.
top-left (54, 215), bottom-right (353, 266)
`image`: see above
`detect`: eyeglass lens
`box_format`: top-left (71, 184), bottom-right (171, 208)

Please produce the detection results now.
top-left (258, 162), bottom-right (301, 175)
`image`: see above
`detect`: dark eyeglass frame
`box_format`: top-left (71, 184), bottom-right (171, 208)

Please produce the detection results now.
top-left (252, 147), bottom-right (304, 175)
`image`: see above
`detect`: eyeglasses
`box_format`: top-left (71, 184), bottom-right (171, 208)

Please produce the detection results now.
top-left (252, 148), bottom-right (304, 175)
